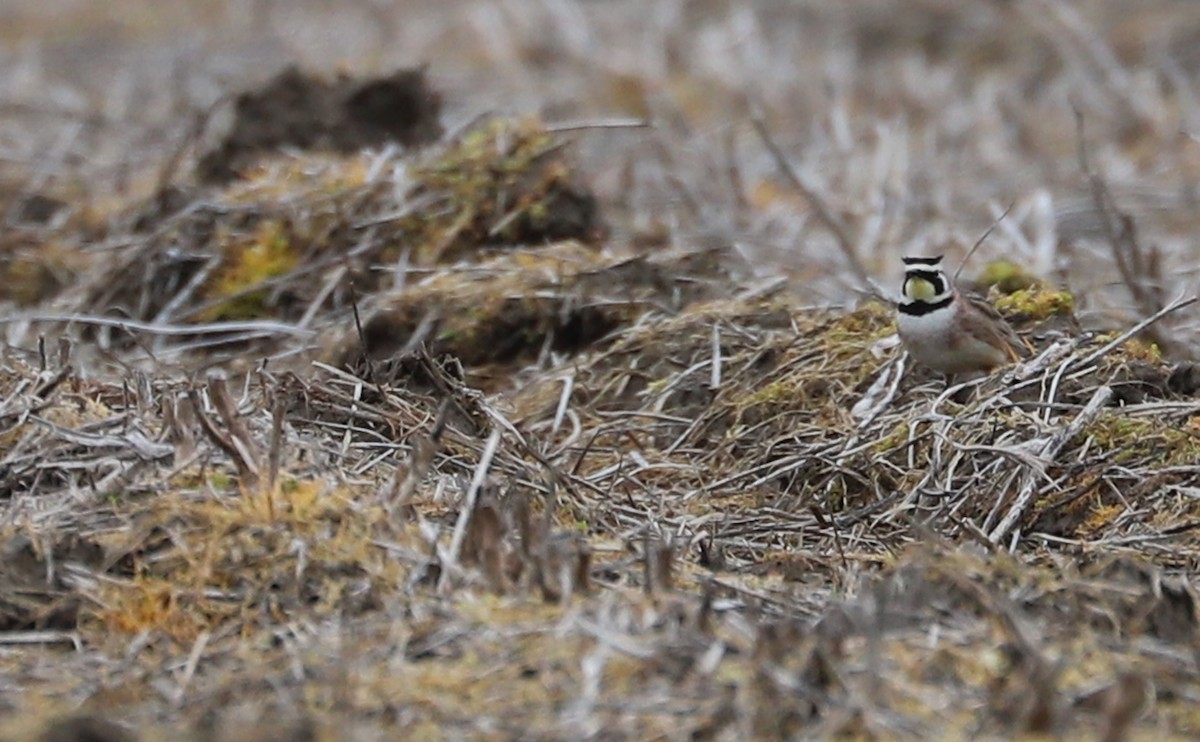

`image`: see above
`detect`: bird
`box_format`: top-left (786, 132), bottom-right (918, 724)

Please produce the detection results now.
top-left (896, 255), bottom-right (1027, 376)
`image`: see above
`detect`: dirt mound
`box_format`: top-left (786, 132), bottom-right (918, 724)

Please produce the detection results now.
top-left (196, 66), bottom-right (444, 184)
top-left (56, 117), bottom-right (606, 366)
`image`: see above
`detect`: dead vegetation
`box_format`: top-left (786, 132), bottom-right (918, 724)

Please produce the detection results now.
top-left (2, 1), bottom-right (1200, 741)
top-left (2, 230), bottom-right (1199, 739)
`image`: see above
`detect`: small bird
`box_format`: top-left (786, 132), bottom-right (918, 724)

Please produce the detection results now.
top-left (897, 255), bottom-right (1026, 375)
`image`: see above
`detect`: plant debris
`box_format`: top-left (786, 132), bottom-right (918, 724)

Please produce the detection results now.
top-left (4, 3), bottom-right (1200, 740)
top-left (2, 263), bottom-right (1200, 738)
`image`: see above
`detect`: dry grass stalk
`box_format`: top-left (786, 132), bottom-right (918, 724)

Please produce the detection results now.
top-left (6, 4), bottom-right (1200, 738)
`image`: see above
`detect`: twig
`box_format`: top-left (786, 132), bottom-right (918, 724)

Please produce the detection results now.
top-left (989, 384), bottom-right (1113, 545)
top-left (552, 374), bottom-right (574, 436)
top-left (188, 378), bottom-right (261, 487)
top-left (445, 427), bottom-right (503, 574)
top-left (208, 374), bottom-right (262, 476)
top-left (171, 630), bottom-right (211, 707)
top-left (749, 107), bottom-right (877, 298)
top-left (709, 322), bottom-right (722, 390)
top-left (154, 95), bottom-right (228, 206)
top-left (953, 200), bottom-right (1016, 282)
top-left (267, 388), bottom-right (286, 515)
top-left (387, 398), bottom-right (449, 513)
top-left (1073, 105), bottom-right (1171, 348)
top-left (0, 313), bottom-right (315, 338)
top-left (1070, 293), bottom-right (1197, 372)
top-left (544, 118), bottom-right (652, 133)
top-left (348, 279), bottom-right (373, 384)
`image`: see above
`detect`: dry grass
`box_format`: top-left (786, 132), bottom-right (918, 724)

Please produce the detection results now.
top-left (2, 1), bottom-right (1200, 740)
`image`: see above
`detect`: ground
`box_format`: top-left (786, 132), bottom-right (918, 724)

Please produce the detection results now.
top-left (1, 2), bottom-right (1200, 740)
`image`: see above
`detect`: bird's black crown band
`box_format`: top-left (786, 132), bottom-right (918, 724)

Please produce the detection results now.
top-left (904, 269), bottom-right (945, 283)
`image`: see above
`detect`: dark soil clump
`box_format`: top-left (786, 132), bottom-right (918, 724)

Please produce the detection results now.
top-left (197, 66), bottom-right (443, 183)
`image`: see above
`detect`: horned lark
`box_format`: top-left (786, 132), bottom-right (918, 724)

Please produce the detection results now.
top-left (897, 255), bottom-right (1026, 375)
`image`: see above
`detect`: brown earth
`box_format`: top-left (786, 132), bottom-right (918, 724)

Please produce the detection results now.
top-left (1, 2), bottom-right (1200, 741)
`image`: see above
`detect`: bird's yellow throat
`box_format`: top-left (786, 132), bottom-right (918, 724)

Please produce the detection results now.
top-left (906, 276), bottom-right (938, 302)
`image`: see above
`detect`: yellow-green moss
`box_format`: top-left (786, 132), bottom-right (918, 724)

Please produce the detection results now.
top-left (731, 305), bottom-right (894, 429)
top-left (1080, 502), bottom-right (1125, 534)
top-left (400, 117), bottom-right (576, 263)
top-left (97, 476), bottom-right (403, 640)
top-left (202, 219), bottom-right (300, 321)
top-left (97, 576), bottom-right (206, 641)
top-left (993, 285), bottom-right (1075, 321)
top-left (873, 418), bottom-right (915, 454)
top-left (1116, 337), bottom-right (1164, 363)
top-left (208, 471), bottom-right (233, 491)
top-left (976, 259), bottom-right (1041, 294)
top-left (1086, 412), bottom-right (1200, 465)
top-left (225, 155), bottom-right (370, 204)
top-left (823, 302), bottom-right (896, 347)
top-left (820, 303), bottom-right (895, 385)
top-left (740, 375), bottom-right (803, 409)
top-left (0, 239), bottom-right (75, 306)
